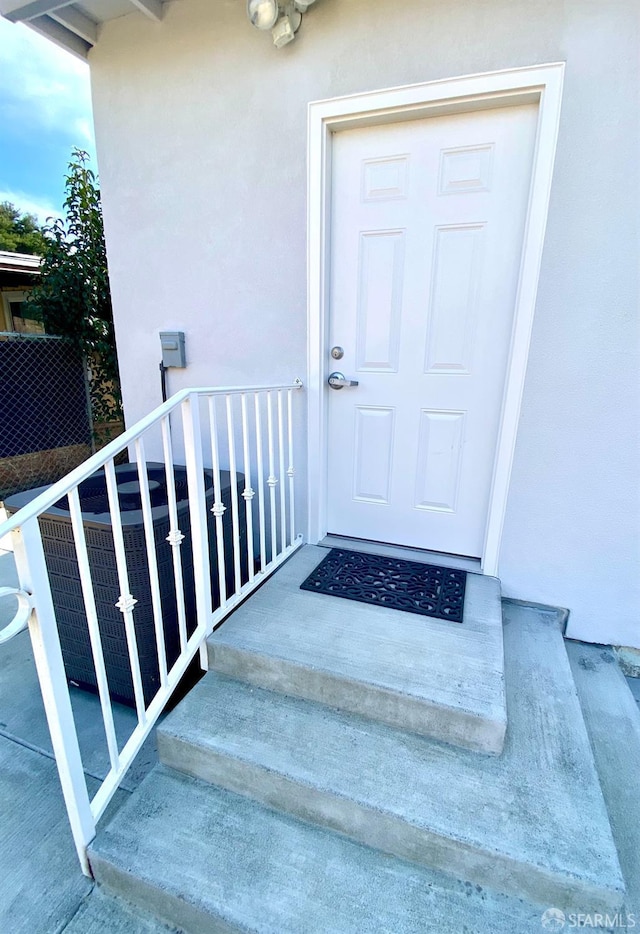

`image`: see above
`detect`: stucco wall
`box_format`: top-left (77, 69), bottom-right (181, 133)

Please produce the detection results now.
top-left (89, 0), bottom-right (640, 648)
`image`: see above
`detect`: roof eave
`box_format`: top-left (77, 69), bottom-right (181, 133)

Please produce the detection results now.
top-left (0, 0), bottom-right (166, 60)
top-left (0, 252), bottom-right (42, 275)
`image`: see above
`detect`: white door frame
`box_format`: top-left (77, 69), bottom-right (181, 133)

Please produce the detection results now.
top-left (306, 63), bottom-right (564, 575)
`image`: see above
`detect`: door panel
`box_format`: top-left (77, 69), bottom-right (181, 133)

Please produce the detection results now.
top-left (353, 406), bottom-right (395, 504)
top-left (326, 104), bottom-right (538, 556)
top-left (424, 224), bottom-right (484, 374)
top-left (356, 230), bottom-right (404, 372)
top-left (414, 409), bottom-right (465, 512)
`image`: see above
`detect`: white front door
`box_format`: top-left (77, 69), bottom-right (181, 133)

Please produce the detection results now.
top-left (326, 103), bottom-right (538, 557)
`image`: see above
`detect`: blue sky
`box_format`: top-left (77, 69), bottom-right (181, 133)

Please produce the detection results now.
top-left (0, 16), bottom-right (96, 225)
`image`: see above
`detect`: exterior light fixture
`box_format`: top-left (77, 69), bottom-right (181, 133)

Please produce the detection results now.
top-left (247, 0), bottom-right (318, 47)
top-left (271, 5), bottom-right (301, 47)
top-left (247, 0), bottom-right (279, 30)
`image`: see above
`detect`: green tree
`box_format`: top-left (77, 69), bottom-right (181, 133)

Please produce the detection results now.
top-left (0, 201), bottom-right (47, 254)
top-left (25, 150), bottom-right (123, 428)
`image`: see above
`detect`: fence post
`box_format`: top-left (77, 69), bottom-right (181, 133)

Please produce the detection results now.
top-left (14, 517), bottom-right (96, 876)
top-left (83, 352), bottom-right (96, 455)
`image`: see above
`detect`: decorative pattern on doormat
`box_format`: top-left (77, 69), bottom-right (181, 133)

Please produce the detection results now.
top-left (300, 549), bottom-right (466, 623)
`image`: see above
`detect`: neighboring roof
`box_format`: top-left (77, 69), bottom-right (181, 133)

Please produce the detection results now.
top-left (0, 0), bottom-right (166, 59)
top-left (0, 251), bottom-right (41, 276)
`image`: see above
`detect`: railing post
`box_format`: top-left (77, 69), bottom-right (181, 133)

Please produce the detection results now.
top-left (14, 518), bottom-right (96, 877)
top-left (181, 393), bottom-right (213, 662)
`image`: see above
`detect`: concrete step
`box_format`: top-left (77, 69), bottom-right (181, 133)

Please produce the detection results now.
top-left (159, 601), bottom-right (625, 914)
top-left (89, 766), bottom-right (549, 934)
top-left (207, 545), bottom-right (507, 754)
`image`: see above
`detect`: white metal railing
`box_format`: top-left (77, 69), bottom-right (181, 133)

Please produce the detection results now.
top-left (0, 381), bottom-right (304, 875)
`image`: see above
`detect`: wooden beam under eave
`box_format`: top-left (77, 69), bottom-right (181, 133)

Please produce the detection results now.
top-left (28, 13), bottom-right (90, 59)
top-left (4, 0), bottom-right (74, 23)
top-left (50, 6), bottom-right (97, 44)
top-left (128, 0), bottom-right (163, 22)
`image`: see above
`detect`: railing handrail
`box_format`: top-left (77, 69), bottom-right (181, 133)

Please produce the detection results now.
top-left (0, 381), bottom-right (303, 539)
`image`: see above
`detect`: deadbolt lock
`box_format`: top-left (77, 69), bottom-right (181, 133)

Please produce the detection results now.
top-left (330, 346), bottom-right (344, 360)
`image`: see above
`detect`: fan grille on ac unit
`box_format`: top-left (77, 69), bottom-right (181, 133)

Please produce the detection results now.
top-left (53, 464), bottom-right (208, 514)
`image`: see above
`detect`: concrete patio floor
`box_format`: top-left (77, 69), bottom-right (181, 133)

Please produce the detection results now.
top-left (0, 550), bottom-right (169, 933)
top-left (1, 545), bottom-right (639, 932)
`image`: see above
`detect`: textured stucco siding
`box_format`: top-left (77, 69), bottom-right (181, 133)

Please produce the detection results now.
top-left (89, 0), bottom-right (640, 647)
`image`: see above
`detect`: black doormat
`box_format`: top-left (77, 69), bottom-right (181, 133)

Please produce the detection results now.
top-left (300, 549), bottom-right (466, 623)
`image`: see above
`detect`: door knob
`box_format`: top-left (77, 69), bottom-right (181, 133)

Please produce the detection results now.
top-left (328, 371), bottom-right (359, 390)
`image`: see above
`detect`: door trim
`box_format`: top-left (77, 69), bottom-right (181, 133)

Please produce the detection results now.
top-left (306, 63), bottom-right (565, 575)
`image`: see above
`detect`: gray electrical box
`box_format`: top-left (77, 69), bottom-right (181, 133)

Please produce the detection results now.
top-left (159, 331), bottom-right (186, 368)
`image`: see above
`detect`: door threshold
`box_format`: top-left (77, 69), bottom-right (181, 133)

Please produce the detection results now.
top-left (318, 535), bottom-right (482, 573)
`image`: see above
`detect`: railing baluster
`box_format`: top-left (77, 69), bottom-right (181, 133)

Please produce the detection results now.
top-left (240, 394), bottom-right (255, 584)
top-left (225, 394), bottom-right (242, 595)
top-left (134, 437), bottom-right (168, 690)
top-left (208, 397), bottom-right (228, 609)
top-left (266, 391), bottom-right (278, 561)
top-left (16, 517), bottom-right (96, 876)
top-left (181, 393), bottom-right (213, 644)
top-left (161, 416), bottom-right (189, 654)
top-left (287, 388), bottom-right (296, 546)
top-left (68, 488), bottom-right (120, 772)
top-left (254, 392), bottom-right (267, 573)
top-left (104, 460), bottom-right (147, 724)
top-left (277, 390), bottom-right (287, 551)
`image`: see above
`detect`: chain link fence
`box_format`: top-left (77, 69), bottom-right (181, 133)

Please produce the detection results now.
top-left (0, 333), bottom-right (93, 498)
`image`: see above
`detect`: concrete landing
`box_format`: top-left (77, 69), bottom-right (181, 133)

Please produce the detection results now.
top-left (159, 603), bottom-right (625, 914)
top-left (89, 766), bottom-right (547, 934)
top-left (207, 545), bottom-right (506, 753)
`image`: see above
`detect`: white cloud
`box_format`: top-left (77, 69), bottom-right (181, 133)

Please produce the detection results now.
top-left (74, 116), bottom-right (94, 144)
top-left (0, 188), bottom-right (60, 225)
top-left (0, 17), bottom-right (95, 146)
